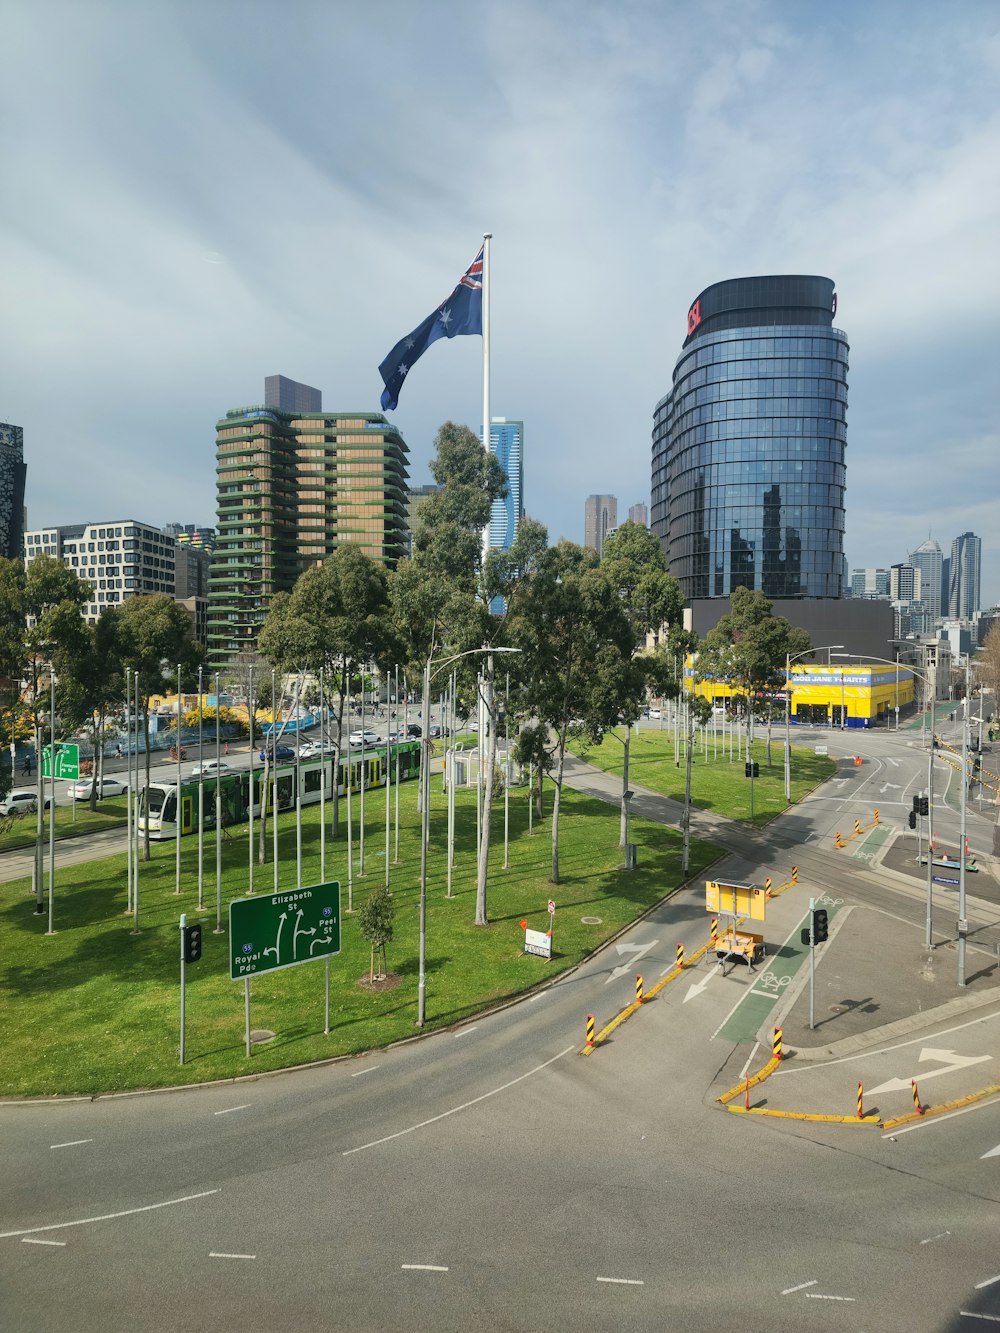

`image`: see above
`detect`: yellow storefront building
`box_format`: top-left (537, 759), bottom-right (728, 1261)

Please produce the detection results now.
top-left (687, 661), bottom-right (916, 730)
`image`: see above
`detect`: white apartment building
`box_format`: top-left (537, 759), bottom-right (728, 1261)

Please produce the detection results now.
top-left (24, 520), bottom-right (176, 621)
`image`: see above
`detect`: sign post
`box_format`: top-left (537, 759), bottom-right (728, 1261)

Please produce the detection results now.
top-left (229, 881), bottom-right (341, 1051)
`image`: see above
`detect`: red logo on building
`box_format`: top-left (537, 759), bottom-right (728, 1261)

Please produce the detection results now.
top-left (687, 299), bottom-right (702, 335)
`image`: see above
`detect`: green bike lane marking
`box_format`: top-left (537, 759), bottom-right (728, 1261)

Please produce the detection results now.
top-left (716, 899), bottom-right (844, 1045)
top-left (852, 821), bottom-right (891, 864)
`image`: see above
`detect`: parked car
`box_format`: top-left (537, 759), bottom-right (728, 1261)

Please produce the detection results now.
top-left (648, 707), bottom-right (662, 720)
top-left (69, 776), bottom-right (128, 801)
top-left (259, 743), bottom-right (295, 763)
top-left (0, 789), bottom-right (49, 816)
top-left (349, 730), bottom-right (380, 748)
top-left (190, 760), bottom-right (231, 778)
top-left (429, 725), bottom-right (442, 738)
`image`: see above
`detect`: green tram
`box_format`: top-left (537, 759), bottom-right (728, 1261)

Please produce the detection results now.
top-left (139, 741), bottom-right (421, 841)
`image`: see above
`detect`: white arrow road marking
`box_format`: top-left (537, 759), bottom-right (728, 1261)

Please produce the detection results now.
top-left (879, 783), bottom-right (901, 792)
top-left (781, 1280), bottom-right (817, 1295)
top-left (683, 970), bottom-right (718, 1004)
top-left (960, 1312), bottom-right (1000, 1324)
top-left (867, 1047), bottom-right (992, 1096)
top-left (975, 1275), bottom-right (1000, 1289)
top-left (981, 1144), bottom-right (1000, 1159)
top-left (607, 939), bottom-right (660, 983)
top-left (888, 758), bottom-right (901, 767)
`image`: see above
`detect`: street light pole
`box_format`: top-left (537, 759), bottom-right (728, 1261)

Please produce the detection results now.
top-left (958, 658), bottom-right (969, 986)
top-left (784, 645), bottom-right (844, 801)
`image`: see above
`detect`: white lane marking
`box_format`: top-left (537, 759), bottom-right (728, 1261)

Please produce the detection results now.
top-left (778, 1009), bottom-right (1000, 1076)
top-left (342, 1046), bottom-right (574, 1156)
top-left (607, 939), bottom-right (660, 983)
top-left (351, 1066), bottom-right (379, 1078)
top-left (683, 970), bottom-right (717, 1003)
top-left (960, 1313), bottom-right (1000, 1323)
top-left (0, 1188), bottom-right (221, 1239)
top-left (210, 1252), bottom-right (255, 1260)
top-left (739, 1042), bottom-right (761, 1080)
top-left (867, 1048), bottom-right (992, 1097)
top-left (781, 1280), bottom-right (817, 1295)
top-left (981, 1142), bottom-right (1000, 1159)
top-left (21, 1238), bottom-right (66, 1247)
top-left (920, 1231), bottom-right (951, 1244)
top-left (402, 1264), bottom-right (448, 1272)
top-left (453, 1027), bottom-right (478, 1038)
top-left (975, 1275), bottom-right (1000, 1290)
top-left (50, 1139), bottom-right (93, 1150)
top-left (596, 1276), bottom-right (644, 1285)
top-left (213, 1104), bottom-right (251, 1116)
top-left (805, 1293), bottom-right (855, 1301)
top-left (885, 1095), bottom-right (1000, 1138)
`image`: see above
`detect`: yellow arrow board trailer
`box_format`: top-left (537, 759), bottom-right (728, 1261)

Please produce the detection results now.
top-left (705, 880), bottom-right (767, 922)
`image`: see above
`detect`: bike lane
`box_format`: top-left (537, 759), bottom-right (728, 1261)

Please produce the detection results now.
top-left (714, 895), bottom-right (844, 1045)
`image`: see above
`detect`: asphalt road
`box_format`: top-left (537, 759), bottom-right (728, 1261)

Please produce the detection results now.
top-left (2, 718), bottom-right (999, 1331)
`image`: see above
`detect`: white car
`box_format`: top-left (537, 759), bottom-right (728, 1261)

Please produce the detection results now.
top-left (647, 707), bottom-right (662, 720)
top-left (0, 789), bottom-right (49, 816)
top-left (349, 730), bottom-right (380, 748)
top-left (70, 776), bottom-right (128, 801)
top-left (190, 760), bottom-right (231, 778)
top-left (297, 741), bottom-right (322, 759)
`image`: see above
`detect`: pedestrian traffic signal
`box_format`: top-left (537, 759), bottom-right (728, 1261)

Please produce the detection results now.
top-left (182, 923), bottom-right (203, 964)
top-left (812, 908), bottom-right (829, 943)
top-left (918, 795), bottom-right (929, 817)
top-left (800, 927), bottom-right (812, 946)
top-left (908, 811), bottom-right (917, 829)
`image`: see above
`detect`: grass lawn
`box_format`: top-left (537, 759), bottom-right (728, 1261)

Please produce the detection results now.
top-left (0, 775), bottom-right (723, 1097)
top-left (572, 726), bottom-right (836, 826)
top-left (0, 795), bottom-right (128, 851)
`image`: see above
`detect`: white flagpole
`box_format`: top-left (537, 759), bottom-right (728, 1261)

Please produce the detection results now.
top-left (481, 232), bottom-right (492, 565)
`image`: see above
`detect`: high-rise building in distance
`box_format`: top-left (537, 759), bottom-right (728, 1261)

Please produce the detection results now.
top-left (851, 567), bottom-right (889, 598)
top-left (907, 538), bottom-right (943, 627)
top-left (0, 422), bottom-right (27, 560)
top-left (264, 374), bottom-right (322, 414)
top-left (166, 522), bottom-right (217, 552)
top-left (948, 531), bottom-right (981, 620)
top-left (209, 390), bottom-right (408, 664)
top-left (651, 275), bottom-right (848, 600)
top-left (24, 520), bottom-right (176, 621)
top-left (628, 502), bottom-right (648, 527)
top-left (584, 494), bottom-right (617, 559)
top-left (485, 418), bottom-right (524, 555)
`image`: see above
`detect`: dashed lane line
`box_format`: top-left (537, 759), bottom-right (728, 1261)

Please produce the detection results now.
top-left (596, 1276), bottom-right (644, 1286)
top-left (210, 1252), bottom-right (255, 1260)
top-left (213, 1105), bottom-right (251, 1116)
top-left (50, 1139), bottom-right (92, 1149)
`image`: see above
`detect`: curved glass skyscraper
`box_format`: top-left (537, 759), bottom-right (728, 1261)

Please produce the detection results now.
top-left (651, 275), bottom-right (848, 601)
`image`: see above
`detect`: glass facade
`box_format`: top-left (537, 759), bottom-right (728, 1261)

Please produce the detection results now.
top-left (486, 418), bottom-right (523, 554)
top-left (651, 276), bottom-right (848, 601)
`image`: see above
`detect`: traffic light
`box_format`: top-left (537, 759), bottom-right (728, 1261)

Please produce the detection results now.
top-left (908, 811), bottom-right (917, 830)
top-left (812, 908), bottom-right (829, 943)
top-left (744, 762), bottom-right (759, 778)
top-left (912, 794), bottom-right (920, 813)
top-left (918, 795), bottom-right (929, 817)
top-left (800, 927), bottom-right (812, 946)
top-left (182, 923), bottom-right (202, 964)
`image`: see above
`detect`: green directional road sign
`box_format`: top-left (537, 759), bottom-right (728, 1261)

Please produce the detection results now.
top-left (229, 881), bottom-right (341, 981)
top-left (41, 743), bottom-right (80, 780)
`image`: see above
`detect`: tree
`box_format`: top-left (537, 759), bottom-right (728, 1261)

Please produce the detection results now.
top-left (507, 539), bottom-right (633, 884)
top-left (53, 609), bottom-right (123, 811)
top-left (600, 522), bottom-right (686, 845)
top-left (357, 883), bottom-right (395, 982)
top-left (977, 623), bottom-right (1000, 706)
top-left (224, 646), bottom-right (273, 762)
top-left (116, 595), bottom-right (201, 860)
top-left (695, 588), bottom-right (811, 763)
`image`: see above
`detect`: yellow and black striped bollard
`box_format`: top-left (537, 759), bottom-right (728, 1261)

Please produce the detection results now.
top-left (765, 877), bottom-right (773, 898)
top-left (854, 818), bottom-right (862, 835)
top-left (857, 1081), bottom-right (864, 1119)
top-left (835, 830), bottom-right (843, 849)
top-left (912, 1078), bottom-right (924, 1115)
top-left (791, 864), bottom-right (798, 884)
top-left (710, 917), bottom-right (718, 946)
top-left (635, 974), bottom-right (644, 1005)
top-left (772, 1027), bottom-right (783, 1062)
top-left (874, 807), bottom-right (880, 825)
top-left (676, 942), bottom-right (685, 970)
top-left (585, 1014), bottom-right (595, 1048)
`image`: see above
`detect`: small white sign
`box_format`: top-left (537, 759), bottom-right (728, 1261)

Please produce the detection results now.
top-left (815, 745), bottom-right (828, 755)
top-left (524, 928), bottom-right (552, 959)
top-left (547, 899), bottom-right (556, 915)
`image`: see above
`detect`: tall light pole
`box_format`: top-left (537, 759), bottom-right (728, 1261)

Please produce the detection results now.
top-left (958, 656), bottom-right (970, 986)
top-left (784, 645), bottom-right (843, 802)
top-left (417, 645), bottom-right (520, 1028)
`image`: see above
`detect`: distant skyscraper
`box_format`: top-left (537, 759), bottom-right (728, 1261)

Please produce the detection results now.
top-left (24, 520), bottom-right (176, 621)
top-left (948, 531), bottom-right (981, 620)
top-left (628, 502), bottom-right (648, 527)
top-left (850, 567), bottom-right (889, 598)
top-left (166, 522), bottom-right (217, 552)
top-left (890, 563), bottom-right (920, 602)
top-left (0, 422), bottom-right (27, 559)
top-left (485, 418), bottom-right (523, 554)
top-left (908, 539), bottom-right (943, 626)
top-left (584, 494), bottom-right (617, 558)
top-left (651, 275), bottom-right (847, 599)
top-left (264, 375), bottom-right (322, 414)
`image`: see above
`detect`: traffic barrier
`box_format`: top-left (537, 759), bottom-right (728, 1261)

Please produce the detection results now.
top-left (874, 807), bottom-right (880, 825)
top-left (854, 755), bottom-right (862, 766)
top-left (744, 1075), bottom-right (750, 1110)
top-left (857, 1081), bottom-right (864, 1120)
top-left (585, 1014), bottom-right (595, 1048)
top-left (912, 1079), bottom-right (924, 1116)
top-left (772, 1027), bottom-right (783, 1061)
top-left (710, 917), bottom-right (718, 945)
top-left (835, 830), bottom-right (843, 849)
top-left (791, 864), bottom-right (798, 884)
top-left (676, 942), bottom-right (684, 969)
top-left (765, 877), bottom-right (772, 897)
top-left (854, 818), bottom-right (862, 835)
top-left (635, 974), bottom-right (643, 1005)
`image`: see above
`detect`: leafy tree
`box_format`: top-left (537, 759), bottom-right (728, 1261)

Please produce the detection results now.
top-left (977, 623), bottom-right (1000, 706)
top-left (357, 883), bottom-right (395, 982)
top-left (507, 538), bottom-right (633, 884)
top-left (600, 522), bottom-right (686, 845)
top-left (116, 594), bottom-right (201, 860)
top-left (695, 587), bottom-right (811, 766)
top-left (223, 646), bottom-right (272, 757)
top-left (0, 558), bottom-right (29, 803)
top-left (53, 609), bottom-right (123, 811)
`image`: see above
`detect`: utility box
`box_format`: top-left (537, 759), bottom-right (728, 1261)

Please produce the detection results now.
top-left (625, 843), bottom-right (637, 869)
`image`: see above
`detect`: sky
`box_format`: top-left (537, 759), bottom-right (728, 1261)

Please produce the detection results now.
top-left (2, 0), bottom-right (998, 607)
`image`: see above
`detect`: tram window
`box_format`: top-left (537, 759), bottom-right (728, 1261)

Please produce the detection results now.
top-left (276, 775), bottom-right (294, 808)
top-left (304, 768), bottom-right (323, 793)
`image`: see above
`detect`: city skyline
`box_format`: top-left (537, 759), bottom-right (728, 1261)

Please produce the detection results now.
top-left (2, 2), bottom-right (998, 605)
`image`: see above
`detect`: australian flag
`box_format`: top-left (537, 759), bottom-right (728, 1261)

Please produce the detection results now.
top-left (378, 245), bottom-right (484, 411)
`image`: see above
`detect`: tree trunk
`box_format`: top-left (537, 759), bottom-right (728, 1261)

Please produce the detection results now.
top-left (766, 714), bottom-right (773, 767)
top-left (620, 727), bottom-right (630, 848)
top-left (258, 754), bottom-right (270, 864)
top-left (475, 659), bottom-right (497, 926)
top-left (551, 727), bottom-right (568, 884)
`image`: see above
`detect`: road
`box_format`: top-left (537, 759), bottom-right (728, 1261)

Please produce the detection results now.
top-left (2, 715), bottom-right (999, 1330)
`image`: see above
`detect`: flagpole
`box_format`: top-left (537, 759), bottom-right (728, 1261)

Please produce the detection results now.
top-left (481, 232), bottom-right (492, 565)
